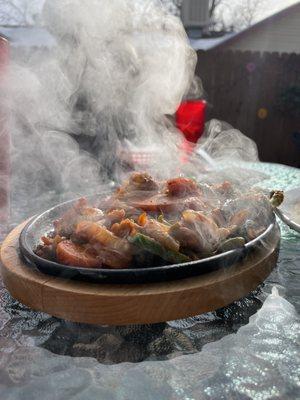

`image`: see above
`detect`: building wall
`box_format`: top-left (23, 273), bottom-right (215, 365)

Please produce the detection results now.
top-left (222, 6), bottom-right (300, 54)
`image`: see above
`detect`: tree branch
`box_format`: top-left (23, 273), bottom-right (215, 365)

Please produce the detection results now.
top-left (209, 0), bottom-right (223, 18)
top-left (0, 0), bottom-right (38, 25)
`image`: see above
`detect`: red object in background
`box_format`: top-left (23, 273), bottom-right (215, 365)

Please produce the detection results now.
top-left (0, 36), bottom-right (10, 232)
top-left (176, 100), bottom-right (207, 143)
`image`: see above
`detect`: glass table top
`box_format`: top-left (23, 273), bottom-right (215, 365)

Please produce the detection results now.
top-left (0, 162), bottom-right (299, 399)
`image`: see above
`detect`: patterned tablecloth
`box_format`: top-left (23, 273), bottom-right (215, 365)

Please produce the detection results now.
top-left (0, 162), bottom-right (299, 399)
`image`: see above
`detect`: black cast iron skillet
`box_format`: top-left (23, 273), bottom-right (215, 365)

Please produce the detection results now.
top-left (19, 195), bottom-right (278, 284)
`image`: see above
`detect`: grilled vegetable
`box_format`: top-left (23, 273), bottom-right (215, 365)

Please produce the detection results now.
top-left (219, 237), bottom-right (246, 252)
top-left (138, 218), bottom-right (180, 252)
top-left (129, 233), bottom-right (190, 264)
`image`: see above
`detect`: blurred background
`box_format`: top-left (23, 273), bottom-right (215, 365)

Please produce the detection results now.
top-left (0, 0), bottom-right (299, 167)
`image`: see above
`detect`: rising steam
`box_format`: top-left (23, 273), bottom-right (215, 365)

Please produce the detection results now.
top-left (0, 0), bottom-right (260, 221)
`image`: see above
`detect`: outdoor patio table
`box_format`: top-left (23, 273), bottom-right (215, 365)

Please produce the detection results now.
top-left (0, 162), bottom-right (299, 399)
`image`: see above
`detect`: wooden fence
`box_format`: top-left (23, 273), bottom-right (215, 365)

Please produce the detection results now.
top-left (196, 50), bottom-right (300, 167)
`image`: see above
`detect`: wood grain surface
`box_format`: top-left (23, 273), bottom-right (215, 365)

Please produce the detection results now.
top-left (0, 221), bottom-right (280, 325)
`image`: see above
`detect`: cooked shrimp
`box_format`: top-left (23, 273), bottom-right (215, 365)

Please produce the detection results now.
top-left (54, 198), bottom-right (104, 236)
top-left (76, 221), bottom-right (130, 250)
top-left (106, 209), bottom-right (126, 224)
top-left (111, 219), bottom-right (138, 238)
top-left (75, 221), bottom-right (133, 268)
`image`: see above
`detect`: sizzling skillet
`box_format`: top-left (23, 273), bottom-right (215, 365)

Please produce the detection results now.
top-left (19, 195), bottom-right (279, 284)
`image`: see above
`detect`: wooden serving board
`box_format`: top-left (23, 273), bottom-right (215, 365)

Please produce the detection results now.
top-left (0, 221), bottom-right (280, 325)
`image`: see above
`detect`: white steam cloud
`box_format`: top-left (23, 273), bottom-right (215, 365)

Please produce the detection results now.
top-left (0, 0), bottom-right (260, 221)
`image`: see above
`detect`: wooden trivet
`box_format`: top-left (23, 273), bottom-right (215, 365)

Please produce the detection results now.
top-left (0, 221), bottom-right (280, 325)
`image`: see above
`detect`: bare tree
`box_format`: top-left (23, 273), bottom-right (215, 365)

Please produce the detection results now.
top-left (210, 0), bottom-right (267, 31)
top-left (209, 0), bottom-right (223, 18)
top-left (230, 0), bottom-right (266, 30)
top-left (208, 0), bottom-right (227, 31)
top-left (0, 0), bottom-right (42, 26)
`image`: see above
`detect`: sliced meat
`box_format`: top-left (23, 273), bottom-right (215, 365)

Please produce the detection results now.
top-left (89, 248), bottom-right (132, 269)
top-left (166, 177), bottom-right (200, 197)
top-left (170, 210), bottom-right (233, 254)
top-left (131, 194), bottom-right (208, 214)
top-left (131, 194), bottom-right (177, 213)
top-left (169, 223), bottom-right (204, 253)
top-left (56, 240), bottom-right (101, 268)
